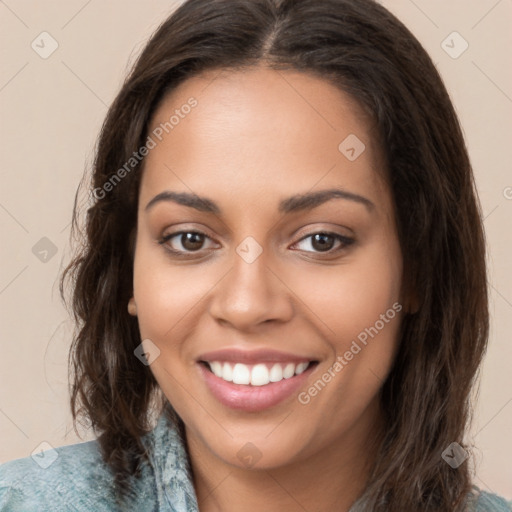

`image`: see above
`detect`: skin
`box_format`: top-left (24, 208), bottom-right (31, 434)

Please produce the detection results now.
top-left (128, 65), bottom-right (406, 512)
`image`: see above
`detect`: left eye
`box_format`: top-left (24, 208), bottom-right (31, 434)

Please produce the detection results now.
top-left (292, 232), bottom-right (354, 254)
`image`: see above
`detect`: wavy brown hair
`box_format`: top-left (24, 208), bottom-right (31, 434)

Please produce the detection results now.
top-left (60, 0), bottom-right (489, 509)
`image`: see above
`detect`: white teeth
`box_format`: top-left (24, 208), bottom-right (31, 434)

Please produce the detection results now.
top-left (222, 362), bottom-right (233, 382)
top-left (283, 363), bottom-right (295, 379)
top-left (269, 363), bottom-right (283, 382)
top-left (232, 363), bottom-right (250, 385)
top-left (210, 361), bottom-right (223, 378)
top-left (207, 361), bottom-right (311, 386)
top-left (251, 364), bottom-right (269, 386)
top-left (295, 362), bottom-right (308, 375)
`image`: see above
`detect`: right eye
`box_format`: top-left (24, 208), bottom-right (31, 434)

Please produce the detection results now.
top-left (159, 230), bottom-right (219, 256)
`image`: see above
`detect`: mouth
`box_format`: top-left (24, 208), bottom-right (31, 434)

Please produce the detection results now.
top-left (199, 360), bottom-right (317, 386)
top-left (196, 355), bottom-right (319, 412)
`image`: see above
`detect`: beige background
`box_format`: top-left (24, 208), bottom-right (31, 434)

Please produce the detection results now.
top-left (0, 0), bottom-right (511, 499)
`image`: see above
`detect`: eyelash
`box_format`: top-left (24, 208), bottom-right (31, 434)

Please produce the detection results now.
top-left (158, 230), bottom-right (355, 258)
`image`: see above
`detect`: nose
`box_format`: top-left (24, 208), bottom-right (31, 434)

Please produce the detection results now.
top-left (208, 248), bottom-right (294, 331)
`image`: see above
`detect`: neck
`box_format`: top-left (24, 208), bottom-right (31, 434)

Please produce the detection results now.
top-left (186, 398), bottom-right (384, 512)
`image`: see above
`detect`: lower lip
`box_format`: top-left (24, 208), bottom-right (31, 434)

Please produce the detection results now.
top-left (198, 363), bottom-right (316, 412)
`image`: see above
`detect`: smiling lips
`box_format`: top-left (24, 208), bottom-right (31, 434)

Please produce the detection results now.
top-left (197, 348), bottom-right (318, 411)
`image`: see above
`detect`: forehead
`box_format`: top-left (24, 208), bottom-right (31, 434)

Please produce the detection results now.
top-left (141, 66), bottom-right (387, 211)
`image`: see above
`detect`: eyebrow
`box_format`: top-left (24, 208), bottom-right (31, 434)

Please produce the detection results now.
top-left (144, 188), bottom-right (375, 215)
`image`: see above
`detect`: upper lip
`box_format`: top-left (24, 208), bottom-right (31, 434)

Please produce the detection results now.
top-left (197, 348), bottom-right (317, 364)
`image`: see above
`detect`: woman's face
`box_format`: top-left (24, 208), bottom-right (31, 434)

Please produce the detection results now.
top-left (129, 66), bottom-right (404, 471)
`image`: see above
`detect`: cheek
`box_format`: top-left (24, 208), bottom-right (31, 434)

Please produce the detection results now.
top-left (131, 234), bottom-right (204, 344)
top-left (293, 245), bottom-right (403, 428)
top-left (295, 238), bottom-right (403, 347)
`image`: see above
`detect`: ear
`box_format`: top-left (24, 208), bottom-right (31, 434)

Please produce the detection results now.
top-left (128, 297), bottom-right (137, 316)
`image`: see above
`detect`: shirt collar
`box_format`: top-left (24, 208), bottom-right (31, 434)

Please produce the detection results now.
top-left (145, 407), bottom-right (199, 512)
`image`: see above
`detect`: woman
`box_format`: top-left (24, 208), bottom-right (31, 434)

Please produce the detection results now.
top-left (1, 0), bottom-right (510, 510)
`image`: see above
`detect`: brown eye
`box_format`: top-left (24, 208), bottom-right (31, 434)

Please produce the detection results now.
top-left (178, 232), bottom-right (205, 251)
top-left (293, 232), bottom-right (355, 254)
top-left (311, 233), bottom-right (336, 252)
top-left (159, 230), bottom-right (216, 254)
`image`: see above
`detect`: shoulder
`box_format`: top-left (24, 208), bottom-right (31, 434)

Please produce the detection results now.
top-left (466, 486), bottom-right (512, 512)
top-left (0, 412), bottom-right (191, 512)
top-left (0, 439), bottom-right (141, 512)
